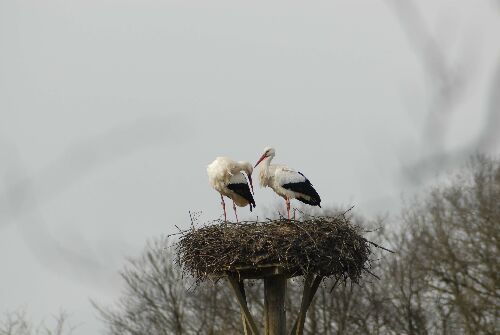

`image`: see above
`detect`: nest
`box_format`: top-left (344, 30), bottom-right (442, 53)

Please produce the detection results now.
top-left (176, 214), bottom-right (381, 283)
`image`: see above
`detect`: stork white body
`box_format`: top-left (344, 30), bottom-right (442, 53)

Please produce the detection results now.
top-left (254, 147), bottom-right (321, 219)
top-left (207, 157), bottom-right (255, 222)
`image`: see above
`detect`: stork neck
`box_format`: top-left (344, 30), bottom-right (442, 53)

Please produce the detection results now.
top-left (263, 155), bottom-right (273, 168)
top-left (258, 155), bottom-right (273, 184)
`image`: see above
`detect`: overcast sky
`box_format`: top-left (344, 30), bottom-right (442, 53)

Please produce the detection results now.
top-left (1, 0), bottom-right (499, 333)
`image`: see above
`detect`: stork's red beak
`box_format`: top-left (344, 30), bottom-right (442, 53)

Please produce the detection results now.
top-left (254, 154), bottom-right (267, 168)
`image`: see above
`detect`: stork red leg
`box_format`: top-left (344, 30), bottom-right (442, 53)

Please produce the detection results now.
top-left (232, 201), bottom-right (239, 223)
top-left (285, 197), bottom-right (291, 220)
top-left (221, 194), bottom-right (227, 221)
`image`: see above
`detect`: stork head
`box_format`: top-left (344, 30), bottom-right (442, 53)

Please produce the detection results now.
top-left (239, 161), bottom-right (254, 193)
top-left (254, 147), bottom-right (275, 168)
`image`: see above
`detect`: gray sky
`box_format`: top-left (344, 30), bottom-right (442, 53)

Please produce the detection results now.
top-left (1, 0), bottom-right (499, 333)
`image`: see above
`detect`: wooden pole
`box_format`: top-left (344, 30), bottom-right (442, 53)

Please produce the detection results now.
top-left (264, 274), bottom-right (287, 335)
top-left (293, 273), bottom-right (314, 335)
top-left (227, 275), bottom-right (261, 335)
top-left (238, 280), bottom-right (250, 335)
top-left (289, 275), bottom-right (323, 335)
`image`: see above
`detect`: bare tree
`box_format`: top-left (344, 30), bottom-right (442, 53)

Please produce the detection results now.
top-left (404, 155), bottom-right (499, 334)
top-left (293, 156), bottom-right (499, 335)
top-left (0, 310), bottom-right (74, 335)
top-left (93, 238), bottom-right (247, 335)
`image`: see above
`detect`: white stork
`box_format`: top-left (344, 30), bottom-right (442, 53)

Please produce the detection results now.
top-left (254, 147), bottom-right (321, 219)
top-left (207, 157), bottom-right (255, 222)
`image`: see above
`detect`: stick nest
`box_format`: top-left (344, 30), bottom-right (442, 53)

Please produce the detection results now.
top-left (176, 214), bottom-right (380, 283)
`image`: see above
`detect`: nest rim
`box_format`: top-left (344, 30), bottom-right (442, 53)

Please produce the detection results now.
top-left (175, 214), bottom-right (378, 284)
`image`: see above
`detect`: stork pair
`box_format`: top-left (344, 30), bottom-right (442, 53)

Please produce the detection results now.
top-left (207, 147), bottom-right (321, 222)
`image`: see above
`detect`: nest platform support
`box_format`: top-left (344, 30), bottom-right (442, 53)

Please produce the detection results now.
top-left (176, 215), bottom-right (383, 335)
top-left (224, 265), bottom-right (324, 335)
top-left (264, 274), bottom-right (286, 335)
top-left (227, 274), bottom-right (260, 335)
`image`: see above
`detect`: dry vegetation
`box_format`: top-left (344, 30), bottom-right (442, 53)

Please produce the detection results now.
top-left (176, 214), bottom-right (381, 283)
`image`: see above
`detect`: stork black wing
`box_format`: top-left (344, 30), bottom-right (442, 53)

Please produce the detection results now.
top-left (227, 183), bottom-right (256, 211)
top-left (282, 172), bottom-right (321, 207)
